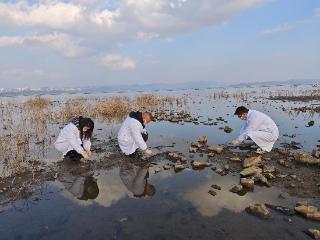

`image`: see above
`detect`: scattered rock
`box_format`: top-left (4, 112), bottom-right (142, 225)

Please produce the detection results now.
top-left (265, 204), bottom-right (295, 216)
top-left (240, 178), bottom-right (254, 189)
top-left (278, 159), bottom-right (291, 167)
top-left (163, 164), bottom-right (171, 170)
top-left (243, 156), bottom-right (262, 168)
top-left (263, 165), bottom-right (275, 173)
top-left (230, 157), bottom-right (241, 162)
top-left (191, 161), bottom-right (210, 169)
top-left (208, 190), bottom-right (217, 196)
top-left (180, 156), bottom-right (187, 162)
top-left (207, 153), bottom-right (215, 158)
top-left (254, 173), bottom-right (271, 187)
top-left (305, 229), bottom-right (320, 239)
top-left (154, 167), bottom-right (162, 173)
top-left (224, 126), bottom-right (233, 133)
top-left (223, 164), bottom-right (230, 171)
top-left (191, 141), bottom-right (203, 148)
top-left (230, 185), bottom-right (243, 193)
top-left (295, 204), bottom-right (320, 221)
top-left (264, 173), bottom-right (275, 180)
top-left (276, 174), bottom-right (288, 178)
top-left (168, 152), bottom-right (179, 159)
top-left (247, 203), bottom-right (272, 219)
top-left (198, 136), bottom-right (208, 143)
top-left (207, 145), bottom-right (224, 153)
top-left (294, 151), bottom-right (320, 164)
top-left (308, 120), bottom-right (315, 127)
top-left (211, 184), bottom-right (221, 190)
top-left (174, 164), bottom-right (186, 172)
top-left (312, 149), bottom-right (320, 158)
top-left (240, 166), bottom-right (262, 177)
top-left (189, 147), bottom-right (197, 153)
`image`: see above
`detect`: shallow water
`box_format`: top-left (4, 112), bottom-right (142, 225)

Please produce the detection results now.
top-left (0, 85), bottom-right (319, 239)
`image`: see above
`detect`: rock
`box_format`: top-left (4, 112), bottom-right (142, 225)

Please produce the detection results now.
top-left (276, 174), bottom-right (288, 178)
top-left (278, 159), bottom-right (291, 167)
top-left (248, 203), bottom-right (272, 219)
top-left (265, 204), bottom-right (295, 216)
top-left (264, 173), bottom-right (275, 180)
top-left (308, 120), bottom-right (315, 127)
top-left (154, 167), bottom-right (162, 173)
top-left (312, 149), bottom-right (320, 158)
top-left (191, 141), bottom-right (202, 148)
top-left (189, 147), bottom-right (197, 153)
top-left (180, 156), bottom-right (187, 162)
top-left (243, 156), bottom-right (262, 168)
top-left (208, 190), bottom-right (217, 196)
top-left (211, 184), bottom-right (221, 190)
top-left (174, 164), bottom-right (186, 172)
top-left (224, 126), bottom-right (233, 133)
top-left (216, 117), bottom-right (224, 121)
top-left (305, 229), bottom-right (320, 239)
top-left (297, 201), bottom-right (308, 207)
top-left (207, 153), bottom-right (215, 158)
top-left (230, 185), bottom-right (243, 193)
top-left (240, 166), bottom-right (262, 177)
top-left (163, 164), bottom-right (171, 170)
top-left (263, 165), bottom-right (275, 173)
top-left (168, 152), bottom-right (179, 159)
top-left (240, 178), bottom-right (254, 189)
top-left (295, 205), bottom-right (320, 221)
top-left (198, 136), bottom-right (208, 143)
top-left (254, 173), bottom-right (271, 187)
top-left (294, 151), bottom-right (320, 164)
top-left (191, 161), bottom-right (210, 169)
top-left (215, 168), bottom-right (223, 174)
top-left (230, 157), bottom-right (241, 162)
top-left (169, 117), bottom-right (180, 123)
top-left (207, 145), bottom-right (224, 153)
top-left (224, 164), bottom-right (230, 171)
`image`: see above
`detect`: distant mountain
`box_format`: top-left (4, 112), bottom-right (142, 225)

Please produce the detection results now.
top-left (0, 79), bottom-right (319, 97)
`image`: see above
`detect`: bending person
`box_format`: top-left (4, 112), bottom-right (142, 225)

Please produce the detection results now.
top-left (54, 116), bottom-right (94, 161)
top-left (232, 106), bottom-right (279, 153)
top-left (118, 111), bottom-right (153, 157)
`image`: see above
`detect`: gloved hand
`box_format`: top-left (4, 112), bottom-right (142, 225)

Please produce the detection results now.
top-left (232, 139), bottom-right (240, 145)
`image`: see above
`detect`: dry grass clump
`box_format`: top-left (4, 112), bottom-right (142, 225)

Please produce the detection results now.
top-left (24, 96), bottom-right (52, 109)
top-left (97, 96), bottom-right (131, 121)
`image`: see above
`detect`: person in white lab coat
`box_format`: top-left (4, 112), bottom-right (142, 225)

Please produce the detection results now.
top-left (117, 111), bottom-right (154, 157)
top-left (54, 116), bottom-right (94, 161)
top-left (232, 106), bottom-right (279, 153)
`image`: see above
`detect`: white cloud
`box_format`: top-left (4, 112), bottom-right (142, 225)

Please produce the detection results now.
top-left (260, 22), bottom-right (292, 35)
top-left (0, 33), bottom-right (86, 58)
top-left (100, 54), bottom-right (137, 70)
top-left (0, 0), bottom-right (264, 38)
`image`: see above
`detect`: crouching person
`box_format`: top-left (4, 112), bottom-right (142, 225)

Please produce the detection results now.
top-left (54, 116), bottom-right (94, 161)
top-left (118, 111), bottom-right (153, 157)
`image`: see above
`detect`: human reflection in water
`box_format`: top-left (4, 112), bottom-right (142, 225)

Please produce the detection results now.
top-left (119, 160), bottom-right (156, 198)
top-left (60, 174), bottom-right (99, 200)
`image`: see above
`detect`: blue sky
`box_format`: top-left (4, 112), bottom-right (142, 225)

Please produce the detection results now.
top-left (0, 0), bottom-right (319, 88)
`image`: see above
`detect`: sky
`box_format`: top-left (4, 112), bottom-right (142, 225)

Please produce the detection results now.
top-left (0, 0), bottom-right (319, 88)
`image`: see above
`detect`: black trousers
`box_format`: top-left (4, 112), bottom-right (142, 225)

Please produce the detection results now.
top-left (65, 150), bottom-right (83, 161)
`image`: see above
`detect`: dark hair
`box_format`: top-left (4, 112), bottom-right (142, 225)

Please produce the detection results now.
top-left (79, 117), bottom-right (94, 140)
top-left (234, 106), bottom-right (249, 116)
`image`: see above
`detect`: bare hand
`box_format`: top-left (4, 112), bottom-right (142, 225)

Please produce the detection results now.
top-left (82, 151), bottom-right (90, 160)
top-left (232, 139), bottom-right (240, 145)
top-left (144, 149), bottom-right (153, 156)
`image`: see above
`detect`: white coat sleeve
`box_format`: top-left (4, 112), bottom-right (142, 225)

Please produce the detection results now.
top-left (237, 113), bottom-right (263, 142)
top-left (129, 122), bottom-right (147, 151)
top-left (67, 128), bottom-right (85, 155)
top-left (82, 139), bottom-right (91, 151)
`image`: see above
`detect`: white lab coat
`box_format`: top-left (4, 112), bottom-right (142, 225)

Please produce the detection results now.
top-left (54, 123), bottom-right (91, 156)
top-left (117, 116), bottom-right (147, 155)
top-left (237, 110), bottom-right (279, 152)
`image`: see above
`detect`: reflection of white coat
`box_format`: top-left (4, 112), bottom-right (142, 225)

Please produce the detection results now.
top-left (117, 116), bottom-right (147, 155)
top-left (120, 164), bottom-right (148, 196)
top-left (54, 123), bottom-right (91, 156)
top-left (237, 110), bottom-right (279, 152)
